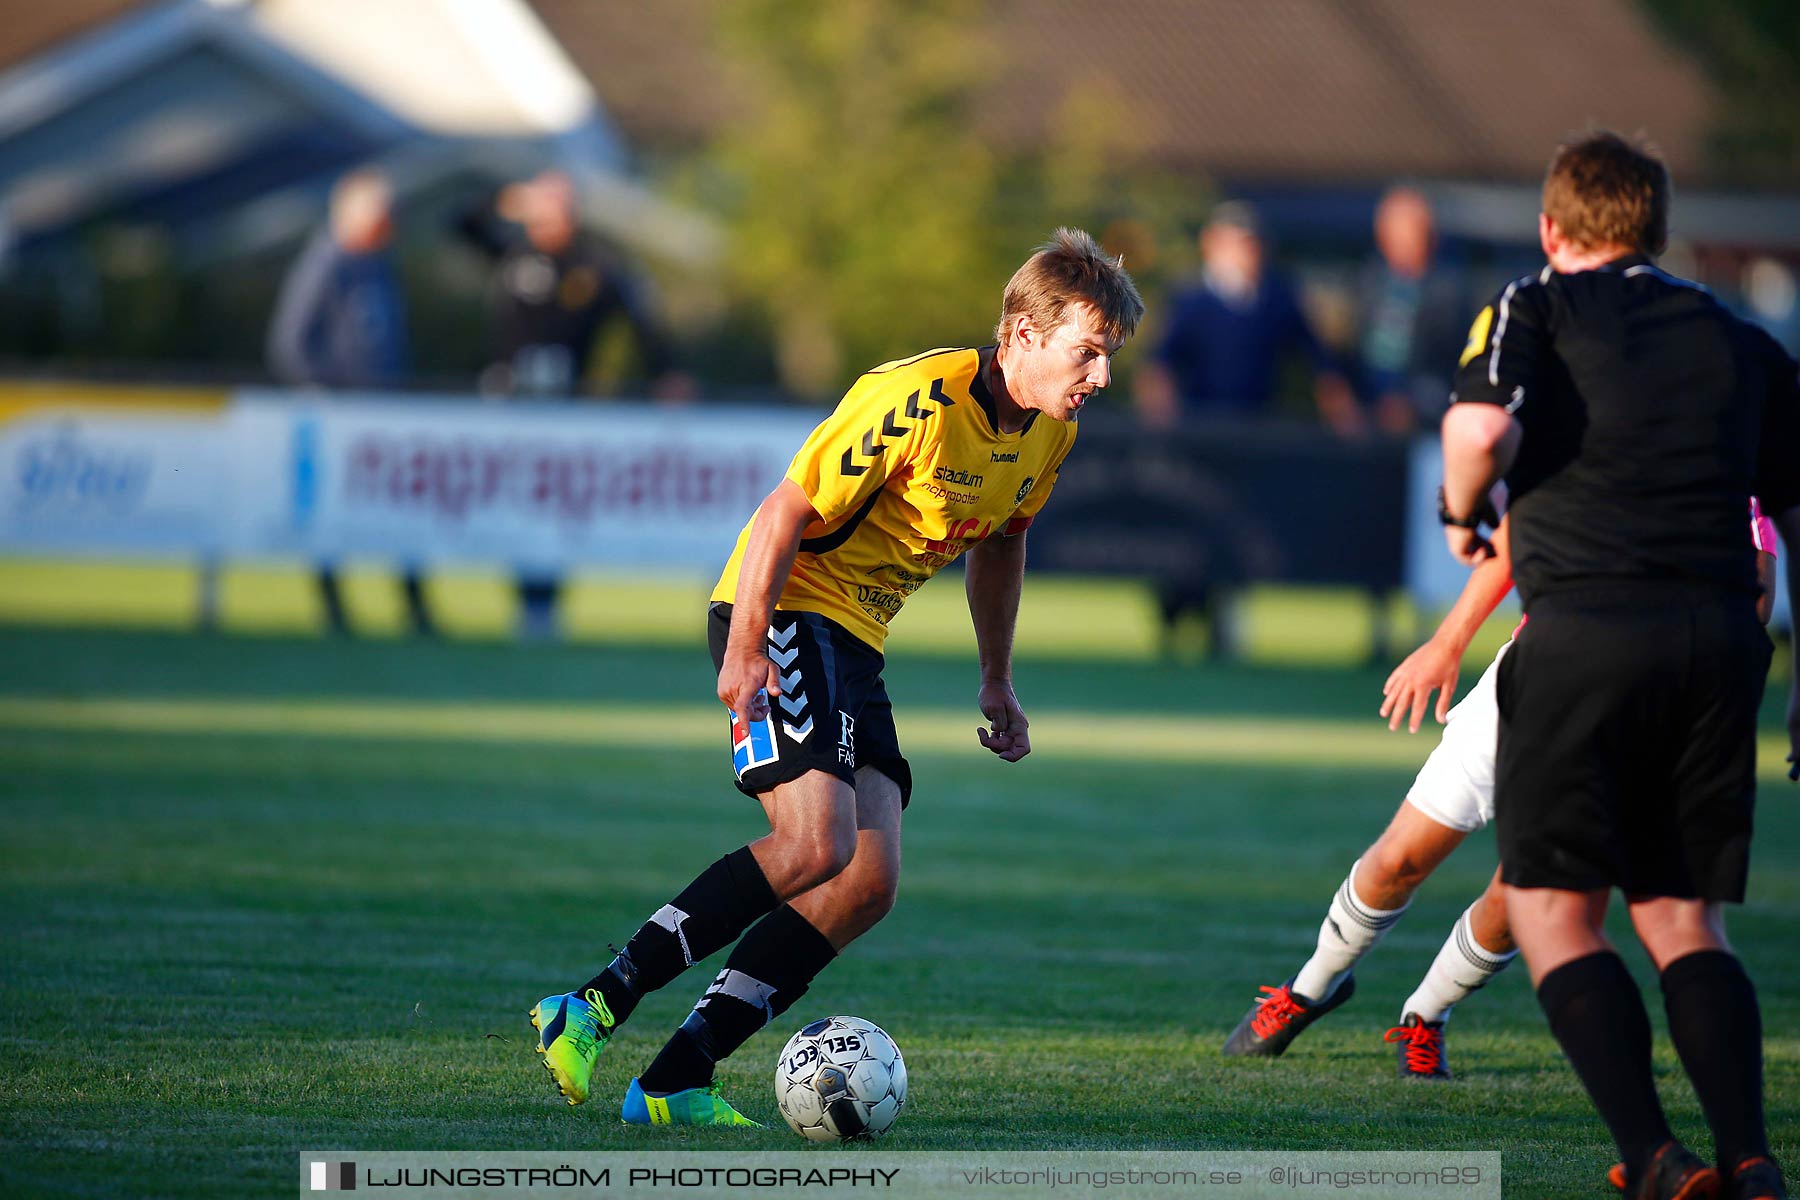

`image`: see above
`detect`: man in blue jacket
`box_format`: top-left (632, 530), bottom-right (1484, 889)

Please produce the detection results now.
top-left (268, 170), bottom-right (426, 635)
top-left (1134, 202), bottom-right (1359, 436)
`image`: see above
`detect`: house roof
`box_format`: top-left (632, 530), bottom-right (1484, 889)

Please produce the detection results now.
top-left (527, 0), bottom-right (1721, 184)
top-left (0, 1), bottom-right (719, 263)
top-left (0, 0), bottom-right (143, 68)
top-left (0, 0), bottom-right (617, 148)
top-left (0, 0), bottom-right (1729, 185)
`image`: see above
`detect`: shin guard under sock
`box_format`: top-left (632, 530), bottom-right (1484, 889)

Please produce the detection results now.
top-left (582, 847), bottom-right (777, 1025)
top-left (640, 905), bottom-right (837, 1094)
top-left (1293, 860), bottom-right (1408, 1003)
top-left (1660, 949), bottom-right (1770, 1173)
top-left (1537, 951), bottom-right (1673, 1181)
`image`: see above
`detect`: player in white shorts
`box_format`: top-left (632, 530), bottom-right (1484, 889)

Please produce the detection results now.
top-left (1223, 502), bottom-right (1781, 1078)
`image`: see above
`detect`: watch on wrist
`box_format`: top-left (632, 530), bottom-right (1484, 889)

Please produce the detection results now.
top-left (1437, 485), bottom-right (1485, 529)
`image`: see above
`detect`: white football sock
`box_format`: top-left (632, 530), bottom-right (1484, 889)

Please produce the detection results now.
top-left (1292, 859), bottom-right (1408, 1003)
top-left (1400, 905), bottom-right (1519, 1024)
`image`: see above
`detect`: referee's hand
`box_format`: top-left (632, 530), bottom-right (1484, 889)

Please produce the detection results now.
top-left (1443, 525), bottom-right (1497, 566)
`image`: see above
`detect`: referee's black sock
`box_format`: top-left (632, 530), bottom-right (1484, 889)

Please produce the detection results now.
top-left (580, 847), bottom-right (778, 1026)
top-left (1660, 949), bottom-right (1770, 1172)
top-left (639, 905), bottom-right (836, 1094)
top-left (1537, 951), bottom-right (1673, 1181)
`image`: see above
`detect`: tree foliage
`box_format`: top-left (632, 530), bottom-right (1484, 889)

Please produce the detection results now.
top-left (1638, 0), bottom-right (1800, 186)
top-left (693, 0), bottom-right (1200, 397)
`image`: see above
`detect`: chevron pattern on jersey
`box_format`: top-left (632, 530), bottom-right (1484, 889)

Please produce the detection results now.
top-left (838, 377), bottom-right (955, 476)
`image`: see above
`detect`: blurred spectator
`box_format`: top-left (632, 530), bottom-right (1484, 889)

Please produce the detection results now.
top-left (1354, 186), bottom-right (1470, 434)
top-left (1135, 202), bottom-right (1361, 436)
top-left (1742, 256), bottom-right (1800, 354)
top-left (458, 170), bottom-right (692, 637)
top-left (267, 169), bottom-right (432, 638)
top-left (268, 170), bottom-right (410, 388)
top-left (460, 170), bottom-right (690, 400)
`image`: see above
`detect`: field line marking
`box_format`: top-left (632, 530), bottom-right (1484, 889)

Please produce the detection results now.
top-left (0, 696), bottom-right (1793, 777)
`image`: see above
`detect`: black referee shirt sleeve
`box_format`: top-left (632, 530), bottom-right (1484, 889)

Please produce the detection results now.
top-left (1757, 331), bottom-right (1800, 518)
top-left (1449, 271), bottom-right (1552, 414)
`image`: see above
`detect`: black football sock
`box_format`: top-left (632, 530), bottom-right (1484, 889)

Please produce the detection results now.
top-left (1660, 949), bottom-right (1770, 1172)
top-left (1537, 951), bottom-right (1674, 1181)
top-left (639, 905), bottom-right (837, 1094)
top-left (579, 847), bottom-right (777, 1026)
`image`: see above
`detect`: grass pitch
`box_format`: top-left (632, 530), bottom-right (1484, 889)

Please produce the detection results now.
top-left (1, 628), bottom-right (1795, 1198)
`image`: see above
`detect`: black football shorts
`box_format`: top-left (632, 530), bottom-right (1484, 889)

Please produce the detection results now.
top-left (707, 603), bottom-right (911, 806)
top-left (1495, 584), bottom-right (1771, 901)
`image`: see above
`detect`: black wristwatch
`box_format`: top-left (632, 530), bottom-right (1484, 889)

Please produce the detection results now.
top-left (1437, 485), bottom-right (1485, 529)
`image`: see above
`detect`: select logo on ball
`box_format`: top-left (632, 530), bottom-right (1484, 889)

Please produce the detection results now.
top-left (774, 1015), bottom-right (907, 1142)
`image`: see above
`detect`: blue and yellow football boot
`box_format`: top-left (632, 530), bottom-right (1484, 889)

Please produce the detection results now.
top-left (529, 989), bottom-right (616, 1105)
top-left (620, 1077), bottom-right (762, 1127)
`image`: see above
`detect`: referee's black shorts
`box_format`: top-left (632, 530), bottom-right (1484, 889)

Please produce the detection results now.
top-left (1495, 583), bottom-right (1772, 901)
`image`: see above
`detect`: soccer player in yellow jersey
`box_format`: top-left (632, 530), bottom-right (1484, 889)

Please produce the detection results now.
top-left (530, 229), bottom-right (1144, 1126)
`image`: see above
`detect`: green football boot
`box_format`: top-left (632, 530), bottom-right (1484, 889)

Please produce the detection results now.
top-left (620, 1077), bottom-right (762, 1127)
top-left (530, 989), bottom-right (616, 1105)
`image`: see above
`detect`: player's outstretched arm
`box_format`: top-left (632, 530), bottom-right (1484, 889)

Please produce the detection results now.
top-left (719, 480), bottom-right (820, 722)
top-left (965, 532), bottom-right (1030, 762)
top-left (1383, 515), bottom-right (1514, 732)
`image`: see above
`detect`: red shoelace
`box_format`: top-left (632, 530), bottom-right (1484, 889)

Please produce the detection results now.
top-left (1249, 985), bottom-right (1307, 1038)
top-left (1384, 1021), bottom-right (1444, 1073)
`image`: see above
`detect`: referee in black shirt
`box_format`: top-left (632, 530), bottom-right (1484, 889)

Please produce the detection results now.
top-left (1440, 133), bottom-right (1799, 1200)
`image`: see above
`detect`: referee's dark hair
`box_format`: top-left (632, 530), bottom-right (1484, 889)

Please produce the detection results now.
top-left (1542, 131), bottom-right (1670, 256)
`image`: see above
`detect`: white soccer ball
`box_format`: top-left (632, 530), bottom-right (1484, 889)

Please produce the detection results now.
top-left (774, 1015), bottom-right (907, 1141)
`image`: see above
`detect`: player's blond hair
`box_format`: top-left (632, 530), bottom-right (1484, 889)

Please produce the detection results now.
top-left (996, 227), bottom-right (1144, 347)
top-left (1542, 131), bottom-right (1669, 256)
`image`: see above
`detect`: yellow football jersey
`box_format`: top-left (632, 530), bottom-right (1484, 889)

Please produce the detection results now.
top-left (713, 346), bottom-right (1075, 651)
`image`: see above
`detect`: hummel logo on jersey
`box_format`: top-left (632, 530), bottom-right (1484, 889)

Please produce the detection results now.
top-left (991, 450), bottom-right (1018, 462)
